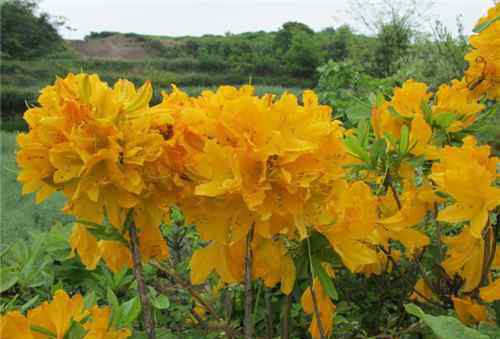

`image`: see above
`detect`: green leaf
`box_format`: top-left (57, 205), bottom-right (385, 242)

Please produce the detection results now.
top-left (313, 259), bottom-right (338, 300)
top-left (31, 325), bottom-right (57, 338)
top-left (119, 296), bottom-right (142, 327)
top-left (152, 294), bottom-right (171, 310)
top-left (0, 269), bottom-right (18, 292)
top-left (473, 15), bottom-right (500, 33)
top-left (20, 295), bottom-right (39, 313)
top-left (493, 301), bottom-right (500, 327)
top-left (356, 119), bottom-right (370, 146)
top-left (388, 106), bottom-right (403, 119)
top-left (66, 320), bottom-right (88, 339)
top-left (433, 112), bottom-right (456, 129)
top-left (405, 304), bottom-right (489, 339)
top-left (399, 125), bottom-right (409, 154)
top-left (84, 290), bottom-right (97, 309)
top-left (344, 136), bottom-right (370, 162)
top-left (478, 322), bottom-right (500, 338)
top-left (76, 220), bottom-right (128, 244)
top-left (107, 287), bottom-right (121, 326)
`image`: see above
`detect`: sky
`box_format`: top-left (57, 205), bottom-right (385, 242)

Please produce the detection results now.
top-left (38, 0), bottom-right (495, 40)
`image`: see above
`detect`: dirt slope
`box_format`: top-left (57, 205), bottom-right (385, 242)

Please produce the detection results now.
top-left (67, 35), bottom-right (151, 60)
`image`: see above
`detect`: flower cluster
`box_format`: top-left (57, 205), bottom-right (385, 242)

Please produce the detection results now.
top-left (158, 85), bottom-right (350, 294)
top-left (0, 290), bottom-right (131, 339)
top-left (16, 74), bottom-right (177, 272)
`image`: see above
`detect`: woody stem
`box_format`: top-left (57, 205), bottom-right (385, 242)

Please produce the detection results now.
top-left (244, 222), bottom-right (255, 339)
top-left (307, 237), bottom-right (326, 339)
top-left (128, 217), bottom-right (156, 339)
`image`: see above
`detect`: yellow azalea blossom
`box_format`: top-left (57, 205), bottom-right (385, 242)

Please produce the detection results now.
top-left (432, 80), bottom-right (485, 132)
top-left (190, 240), bottom-right (245, 285)
top-left (253, 237), bottom-right (296, 294)
top-left (318, 181), bottom-right (381, 272)
top-left (301, 278), bottom-right (336, 339)
top-left (441, 228), bottom-right (484, 292)
top-left (0, 290), bottom-right (131, 339)
top-left (480, 279), bottom-right (500, 302)
top-left (27, 290), bottom-right (86, 339)
top-left (452, 297), bottom-right (489, 325)
top-left (371, 98), bottom-right (403, 141)
top-left (430, 136), bottom-right (500, 238)
top-left (411, 278), bottom-right (433, 303)
top-left (390, 80), bottom-right (432, 118)
top-left (0, 311), bottom-right (34, 339)
top-left (464, 4), bottom-right (500, 99)
top-left (17, 73), bottom-right (174, 272)
top-left (83, 306), bottom-right (132, 339)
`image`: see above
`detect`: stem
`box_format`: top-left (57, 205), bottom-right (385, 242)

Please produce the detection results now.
top-left (387, 175), bottom-right (402, 210)
top-left (152, 261), bottom-right (238, 339)
top-left (223, 288), bottom-right (233, 325)
top-left (264, 289), bottom-right (274, 339)
top-left (434, 202), bottom-right (444, 261)
top-left (307, 237), bottom-right (326, 339)
top-left (281, 293), bottom-right (292, 339)
top-left (244, 223), bottom-right (255, 339)
top-left (128, 220), bottom-right (156, 339)
top-left (253, 280), bottom-right (262, 323)
top-left (480, 225), bottom-right (495, 288)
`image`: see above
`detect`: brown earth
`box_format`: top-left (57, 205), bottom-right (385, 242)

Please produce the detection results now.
top-left (67, 35), bottom-right (153, 60)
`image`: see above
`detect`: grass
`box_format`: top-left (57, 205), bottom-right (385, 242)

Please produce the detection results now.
top-left (1, 131), bottom-right (70, 245)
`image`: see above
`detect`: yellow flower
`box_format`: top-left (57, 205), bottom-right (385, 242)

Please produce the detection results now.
top-left (371, 99), bottom-right (403, 140)
top-left (190, 240), bottom-right (244, 285)
top-left (430, 136), bottom-right (500, 238)
top-left (0, 311), bottom-right (34, 339)
top-left (452, 296), bottom-right (489, 325)
top-left (300, 278), bottom-right (336, 339)
top-left (464, 4), bottom-right (500, 99)
top-left (0, 290), bottom-right (131, 339)
top-left (390, 80), bottom-right (431, 118)
top-left (442, 228), bottom-right (484, 292)
top-left (17, 73), bottom-right (174, 271)
top-left (411, 278), bottom-right (433, 303)
top-left (27, 290), bottom-right (86, 339)
top-left (317, 181), bottom-right (380, 272)
top-left (83, 306), bottom-right (131, 339)
top-left (253, 237), bottom-right (296, 294)
top-left (480, 279), bottom-right (500, 303)
top-left (432, 80), bottom-right (485, 132)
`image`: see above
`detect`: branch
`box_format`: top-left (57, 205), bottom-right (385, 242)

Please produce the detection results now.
top-left (281, 293), bottom-right (292, 339)
top-left (151, 261), bottom-right (239, 339)
top-left (244, 222), bottom-right (255, 339)
top-left (128, 218), bottom-right (156, 339)
top-left (307, 237), bottom-right (326, 339)
top-left (264, 288), bottom-right (274, 339)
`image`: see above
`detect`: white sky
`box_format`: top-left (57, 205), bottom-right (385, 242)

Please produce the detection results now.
top-left (39, 0), bottom-right (495, 40)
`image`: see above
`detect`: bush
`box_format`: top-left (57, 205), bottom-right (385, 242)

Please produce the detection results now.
top-left (1, 0), bottom-right (65, 59)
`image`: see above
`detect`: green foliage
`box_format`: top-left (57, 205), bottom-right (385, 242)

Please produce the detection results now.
top-left (373, 20), bottom-right (412, 77)
top-left (1, 0), bottom-right (64, 59)
top-left (405, 304), bottom-right (490, 339)
top-left (316, 60), bottom-right (398, 125)
top-left (282, 31), bottom-right (322, 77)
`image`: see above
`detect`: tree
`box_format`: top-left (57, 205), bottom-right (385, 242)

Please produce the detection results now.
top-left (273, 21), bottom-right (315, 54)
top-left (374, 19), bottom-right (412, 77)
top-left (1, 0), bottom-right (64, 59)
top-left (283, 31), bottom-right (322, 77)
top-left (348, 0), bottom-right (434, 33)
top-left (327, 25), bottom-right (353, 61)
